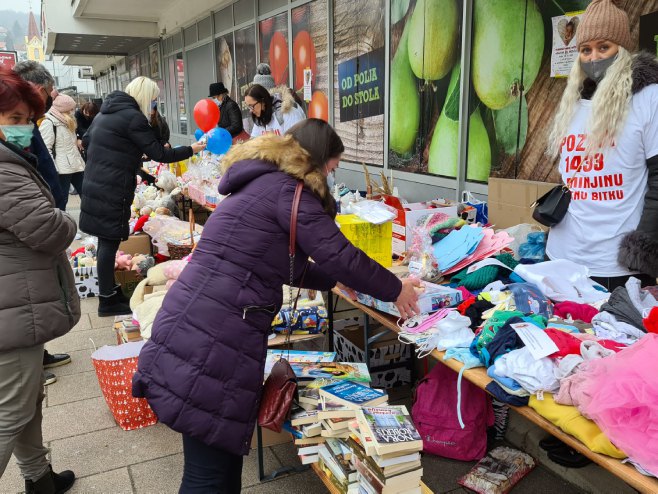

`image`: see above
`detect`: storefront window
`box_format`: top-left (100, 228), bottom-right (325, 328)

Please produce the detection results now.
top-left (333, 0), bottom-right (386, 166)
top-left (259, 12), bottom-right (289, 87)
top-left (176, 53), bottom-right (187, 135)
top-left (291, 0), bottom-right (328, 122)
top-left (234, 24), bottom-right (258, 133)
top-left (216, 34), bottom-right (236, 102)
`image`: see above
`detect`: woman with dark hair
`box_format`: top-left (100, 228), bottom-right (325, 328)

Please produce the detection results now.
top-left (149, 101), bottom-right (170, 147)
top-left (133, 118), bottom-right (420, 493)
top-left (244, 83), bottom-right (305, 137)
top-left (0, 65), bottom-right (79, 493)
top-left (74, 101), bottom-right (99, 147)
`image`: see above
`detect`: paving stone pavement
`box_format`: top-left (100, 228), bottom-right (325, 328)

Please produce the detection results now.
top-left (0, 195), bottom-right (589, 494)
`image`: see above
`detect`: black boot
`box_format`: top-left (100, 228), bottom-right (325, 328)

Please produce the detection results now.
top-left (25, 465), bottom-right (75, 494)
top-left (98, 290), bottom-right (132, 317)
top-left (113, 284), bottom-right (130, 305)
top-left (43, 350), bottom-right (71, 369)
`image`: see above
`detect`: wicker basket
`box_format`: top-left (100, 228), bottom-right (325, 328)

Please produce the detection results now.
top-left (167, 210), bottom-right (196, 260)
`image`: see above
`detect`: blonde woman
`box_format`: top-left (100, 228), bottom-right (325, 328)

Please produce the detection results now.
top-left (80, 76), bottom-right (206, 317)
top-left (39, 94), bottom-right (85, 211)
top-left (545, 0), bottom-right (658, 292)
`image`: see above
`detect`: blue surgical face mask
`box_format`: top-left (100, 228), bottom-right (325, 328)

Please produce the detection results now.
top-left (1, 125), bottom-right (34, 149)
top-left (325, 166), bottom-right (335, 190)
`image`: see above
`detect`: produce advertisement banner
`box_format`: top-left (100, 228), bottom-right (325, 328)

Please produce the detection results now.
top-left (259, 13), bottom-right (289, 87)
top-left (337, 47), bottom-right (385, 122)
top-left (550, 12), bottom-right (582, 78)
top-left (292, 0), bottom-right (329, 122)
top-left (333, 0), bottom-right (386, 166)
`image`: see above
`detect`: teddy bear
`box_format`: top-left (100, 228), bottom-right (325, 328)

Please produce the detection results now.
top-left (115, 251), bottom-right (133, 271)
top-left (130, 254), bottom-right (155, 275)
top-left (154, 171), bottom-right (180, 216)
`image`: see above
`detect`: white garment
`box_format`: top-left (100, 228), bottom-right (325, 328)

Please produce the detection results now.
top-left (625, 277), bottom-right (658, 315)
top-left (415, 312), bottom-right (474, 358)
top-left (39, 114), bottom-right (85, 174)
top-left (494, 347), bottom-right (559, 394)
top-left (591, 310), bottom-right (646, 345)
top-left (546, 85), bottom-right (658, 277)
top-left (250, 103), bottom-right (305, 138)
top-left (514, 260), bottom-right (607, 303)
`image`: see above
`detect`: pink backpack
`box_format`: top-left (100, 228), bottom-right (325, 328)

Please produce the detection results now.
top-left (412, 362), bottom-right (493, 461)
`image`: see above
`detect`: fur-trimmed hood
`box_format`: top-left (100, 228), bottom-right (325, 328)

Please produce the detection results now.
top-left (631, 51), bottom-right (658, 94)
top-left (219, 133), bottom-right (333, 213)
top-left (270, 85), bottom-right (301, 114)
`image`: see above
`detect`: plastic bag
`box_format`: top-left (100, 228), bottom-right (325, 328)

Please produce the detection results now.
top-left (458, 446), bottom-right (536, 494)
top-left (518, 231), bottom-right (546, 261)
top-left (350, 200), bottom-right (397, 224)
top-left (462, 191), bottom-right (488, 224)
top-left (499, 223), bottom-right (543, 260)
top-left (406, 227), bottom-right (439, 280)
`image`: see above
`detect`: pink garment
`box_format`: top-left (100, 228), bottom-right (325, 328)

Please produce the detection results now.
top-left (553, 301), bottom-right (599, 323)
top-left (578, 334), bottom-right (658, 476)
top-left (554, 371), bottom-right (595, 413)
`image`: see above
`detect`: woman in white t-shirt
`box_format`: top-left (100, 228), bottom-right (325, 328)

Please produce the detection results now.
top-left (545, 0), bottom-right (658, 291)
top-left (245, 84), bottom-right (306, 138)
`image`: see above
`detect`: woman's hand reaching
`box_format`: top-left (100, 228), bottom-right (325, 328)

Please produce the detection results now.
top-left (394, 277), bottom-right (421, 319)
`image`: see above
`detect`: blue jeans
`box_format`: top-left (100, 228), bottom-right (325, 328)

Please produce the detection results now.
top-left (179, 434), bottom-right (243, 494)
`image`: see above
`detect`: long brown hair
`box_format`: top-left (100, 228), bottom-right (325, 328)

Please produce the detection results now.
top-left (244, 84), bottom-right (274, 127)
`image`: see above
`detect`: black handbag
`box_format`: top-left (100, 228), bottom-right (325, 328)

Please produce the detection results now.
top-left (531, 185), bottom-right (571, 227)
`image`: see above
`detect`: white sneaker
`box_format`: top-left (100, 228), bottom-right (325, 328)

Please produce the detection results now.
top-left (75, 233), bottom-right (82, 240)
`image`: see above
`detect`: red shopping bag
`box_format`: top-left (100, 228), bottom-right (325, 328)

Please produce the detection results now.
top-left (92, 341), bottom-right (158, 431)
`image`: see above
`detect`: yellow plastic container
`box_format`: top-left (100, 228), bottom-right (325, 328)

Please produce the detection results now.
top-left (336, 214), bottom-right (392, 267)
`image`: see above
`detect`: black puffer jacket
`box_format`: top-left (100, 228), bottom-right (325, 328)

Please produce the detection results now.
top-left (80, 91), bottom-right (192, 240)
top-left (218, 96), bottom-right (243, 137)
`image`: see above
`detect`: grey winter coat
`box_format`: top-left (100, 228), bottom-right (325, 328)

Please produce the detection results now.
top-left (0, 140), bottom-right (81, 352)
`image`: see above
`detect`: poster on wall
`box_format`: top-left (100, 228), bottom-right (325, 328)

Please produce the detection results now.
top-left (337, 48), bottom-right (384, 122)
top-left (129, 55), bottom-right (140, 78)
top-left (259, 12), bottom-right (289, 87)
top-left (488, 0), bottom-right (657, 184)
top-left (0, 51), bottom-right (17, 69)
top-left (216, 34), bottom-right (235, 101)
top-left (150, 43), bottom-right (161, 80)
top-left (333, 0), bottom-right (385, 166)
top-left (388, 0), bottom-right (462, 178)
top-left (234, 25), bottom-right (257, 132)
top-left (550, 12), bottom-right (582, 77)
top-left (292, 0), bottom-right (329, 121)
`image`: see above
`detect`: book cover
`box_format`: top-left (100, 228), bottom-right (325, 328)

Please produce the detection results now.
top-left (357, 406), bottom-right (422, 456)
top-left (299, 378), bottom-right (339, 405)
top-left (265, 350), bottom-right (336, 375)
top-left (319, 382), bottom-right (387, 409)
top-left (291, 408), bottom-right (319, 427)
top-left (292, 362), bottom-right (371, 383)
top-left (318, 401), bottom-right (357, 420)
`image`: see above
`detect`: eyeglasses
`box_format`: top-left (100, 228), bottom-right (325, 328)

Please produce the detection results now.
top-left (247, 101), bottom-right (261, 111)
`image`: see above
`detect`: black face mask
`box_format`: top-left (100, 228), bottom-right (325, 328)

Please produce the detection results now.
top-left (45, 95), bottom-right (53, 112)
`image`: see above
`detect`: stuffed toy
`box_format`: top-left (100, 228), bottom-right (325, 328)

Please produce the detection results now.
top-left (70, 247), bottom-right (85, 258)
top-left (155, 207), bottom-right (171, 216)
top-left (154, 171), bottom-right (180, 215)
top-left (133, 214), bottom-right (150, 233)
top-left (115, 251), bottom-right (133, 270)
top-left (131, 254), bottom-right (155, 274)
top-left (140, 206), bottom-right (153, 217)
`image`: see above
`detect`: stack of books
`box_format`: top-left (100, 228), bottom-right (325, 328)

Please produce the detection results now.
top-left (348, 405), bottom-right (424, 494)
top-left (113, 315), bottom-right (141, 343)
top-left (288, 406), bottom-right (325, 465)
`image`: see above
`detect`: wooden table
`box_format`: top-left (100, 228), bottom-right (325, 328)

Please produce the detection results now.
top-left (328, 289), bottom-right (658, 494)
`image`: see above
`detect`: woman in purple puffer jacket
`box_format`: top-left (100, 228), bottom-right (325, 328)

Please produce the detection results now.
top-left (133, 119), bottom-right (419, 493)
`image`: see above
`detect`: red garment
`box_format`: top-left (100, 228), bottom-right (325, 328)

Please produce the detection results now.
top-left (457, 296), bottom-right (476, 315)
top-left (644, 306), bottom-right (658, 334)
top-left (545, 328), bottom-right (583, 358)
top-left (553, 301), bottom-right (599, 323)
top-left (597, 339), bottom-right (627, 352)
top-left (455, 286), bottom-right (473, 302)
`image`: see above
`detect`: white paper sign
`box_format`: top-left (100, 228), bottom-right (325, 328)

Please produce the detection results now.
top-left (550, 11), bottom-right (583, 78)
top-left (303, 69), bottom-right (312, 102)
top-left (510, 322), bottom-right (559, 360)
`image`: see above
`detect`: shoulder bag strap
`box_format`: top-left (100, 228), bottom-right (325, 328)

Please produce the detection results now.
top-left (286, 181), bottom-right (307, 352)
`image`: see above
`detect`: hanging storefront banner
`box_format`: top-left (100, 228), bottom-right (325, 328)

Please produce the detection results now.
top-left (550, 12), bottom-right (583, 78)
top-left (337, 47), bottom-right (385, 123)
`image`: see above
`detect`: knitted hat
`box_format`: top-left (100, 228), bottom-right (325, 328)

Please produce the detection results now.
top-left (576, 0), bottom-right (632, 51)
top-left (253, 63), bottom-right (275, 90)
top-left (52, 94), bottom-right (76, 113)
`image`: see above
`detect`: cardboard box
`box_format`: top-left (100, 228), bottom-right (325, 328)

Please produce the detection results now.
top-left (488, 178), bottom-right (556, 229)
top-left (333, 325), bottom-right (412, 389)
top-left (119, 234), bottom-right (152, 256)
top-left (72, 265), bottom-right (99, 298)
top-left (381, 195), bottom-right (458, 257)
top-left (115, 270), bottom-right (143, 298)
top-left (250, 425), bottom-right (292, 449)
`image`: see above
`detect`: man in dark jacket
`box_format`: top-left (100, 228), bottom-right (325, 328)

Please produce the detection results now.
top-left (13, 61), bottom-right (67, 211)
top-left (209, 82), bottom-right (243, 137)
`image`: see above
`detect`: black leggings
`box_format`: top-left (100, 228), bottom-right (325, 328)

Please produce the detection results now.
top-left (97, 237), bottom-right (121, 296)
top-left (179, 434), bottom-right (243, 494)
